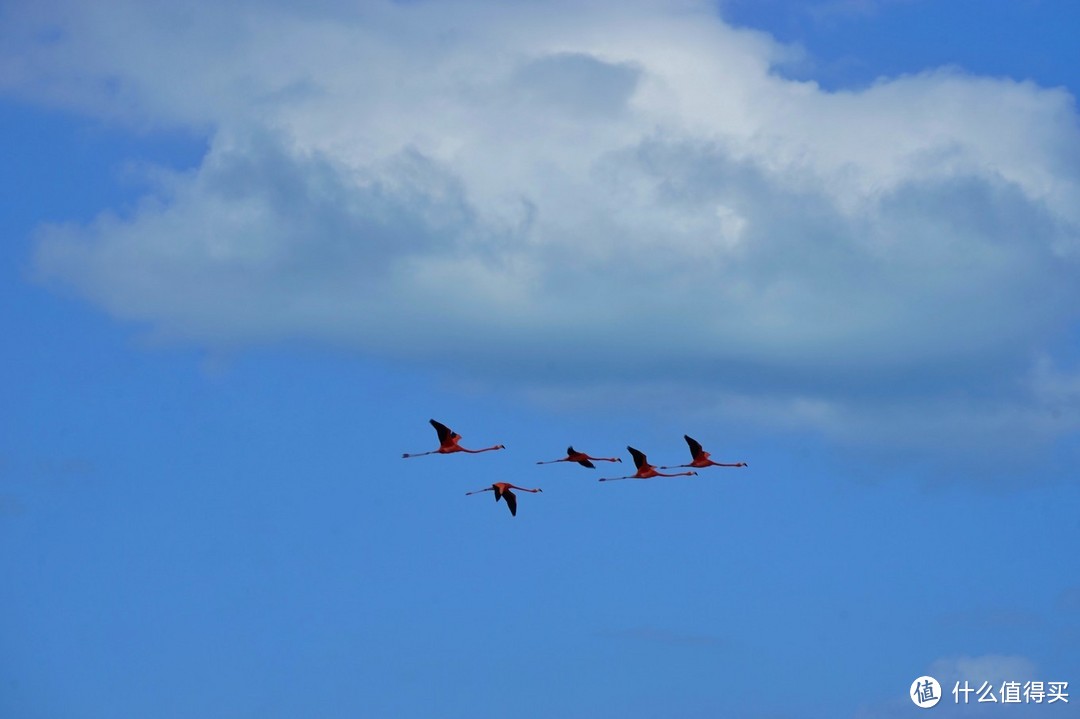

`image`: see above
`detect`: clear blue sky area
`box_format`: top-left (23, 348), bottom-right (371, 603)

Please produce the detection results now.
top-left (2, 2), bottom-right (1079, 717)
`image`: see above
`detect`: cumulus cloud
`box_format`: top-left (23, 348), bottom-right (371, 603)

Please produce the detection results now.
top-left (5, 0), bottom-right (1080, 462)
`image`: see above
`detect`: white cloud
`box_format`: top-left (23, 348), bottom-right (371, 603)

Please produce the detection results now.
top-left (6, 0), bottom-right (1080, 463)
top-left (929, 654), bottom-right (1039, 686)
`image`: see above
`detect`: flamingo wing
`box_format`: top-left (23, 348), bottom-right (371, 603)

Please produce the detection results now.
top-left (430, 419), bottom-right (458, 444)
top-left (684, 435), bottom-right (705, 460)
top-left (566, 446), bottom-right (576, 456)
top-left (502, 488), bottom-right (518, 516)
top-left (577, 458), bottom-right (596, 469)
top-left (627, 446), bottom-right (648, 470)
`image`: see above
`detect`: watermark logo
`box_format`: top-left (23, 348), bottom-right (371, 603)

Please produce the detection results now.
top-left (908, 676), bottom-right (1069, 707)
top-left (911, 676), bottom-right (942, 708)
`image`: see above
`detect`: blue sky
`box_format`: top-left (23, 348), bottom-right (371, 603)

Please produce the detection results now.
top-left (2, 1), bottom-right (1079, 717)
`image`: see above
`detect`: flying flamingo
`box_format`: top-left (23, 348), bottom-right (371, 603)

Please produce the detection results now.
top-left (401, 419), bottom-right (505, 458)
top-left (660, 435), bottom-right (748, 470)
top-left (536, 446), bottom-right (622, 469)
top-left (599, 446), bottom-right (698, 481)
top-left (465, 482), bottom-right (543, 517)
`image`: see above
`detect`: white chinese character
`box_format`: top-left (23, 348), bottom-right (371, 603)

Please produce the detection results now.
top-left (1024, 680), bottom-right (1045, 703)
top-left (977, 681), bottom-right (998, 703)
top-left (1000, 681), bottom-right (1021, 703)
top-left (954, 681), bottom-right (975, 704)
top-left (1048, 681), bottom-right (1069, 703)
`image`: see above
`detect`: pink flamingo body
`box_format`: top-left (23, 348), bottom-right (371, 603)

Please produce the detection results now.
top-left (536, 446), bottom-right (622, 469)
top-left (659, 435), bottom-right (748, 470)
top-left (402, 419), bottom-right (505, 458)
top-left (599, 446), bottom-right (698, 481)
top-left (466, 482), bottom-right (543, 517)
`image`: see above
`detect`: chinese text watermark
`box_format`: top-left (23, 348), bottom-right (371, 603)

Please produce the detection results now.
top-left (911, 677), bottom-right (1068, 708)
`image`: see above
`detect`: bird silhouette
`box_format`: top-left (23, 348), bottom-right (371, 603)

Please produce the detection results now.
top-left (465, 482), bottom-right (542, 516)
top-left (659, 435), bottom-right (748, 470)
top-left (402, 419), bottom-right (505, 458)
top-left (599, 446), bottom-right (698, 481)
top-left (536, 446), bottom-right (622, 469)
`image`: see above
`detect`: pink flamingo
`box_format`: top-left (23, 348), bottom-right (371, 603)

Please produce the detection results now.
top-left (402, 419), bottom-right (505, 458)
top-left (660, 435), bottom-right (748, 470)
top-left (599, 446), bottom-right (698, 481)
top-left (465, 482), bottom-right (543, 517)
top-left (536, 446), bottom-right (622, 469)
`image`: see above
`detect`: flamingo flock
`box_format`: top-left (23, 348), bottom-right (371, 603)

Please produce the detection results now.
top-left (404, 419), bottom-right (747, 517)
